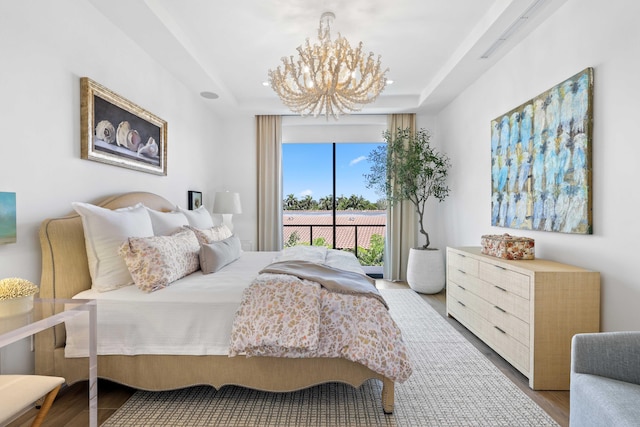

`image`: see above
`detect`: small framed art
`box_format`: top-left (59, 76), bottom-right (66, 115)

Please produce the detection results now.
top-left (188, 191), bottom-right (203, 210)
top-left (0, 192), bottom-right (16, 244)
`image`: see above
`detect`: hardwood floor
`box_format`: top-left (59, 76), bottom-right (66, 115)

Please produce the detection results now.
top-left (8, 379), bottom-right (136, 427)
top-left (10, 280), bottom-right (569, 426)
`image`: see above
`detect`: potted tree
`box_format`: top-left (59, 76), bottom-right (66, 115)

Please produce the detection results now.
top-left (365, 127), bottom-right (451, 293)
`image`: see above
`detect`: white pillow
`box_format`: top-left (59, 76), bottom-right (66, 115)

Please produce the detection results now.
top-left (146, 208), bottom-right (189, 236)
top-left (178, 205), bottom-right (214, 229)
top-left (72, 202), bottom-right (154, 292)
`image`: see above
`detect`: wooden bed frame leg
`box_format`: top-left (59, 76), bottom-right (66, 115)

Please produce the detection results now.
top-left (381, 378), bottom-right (395, 414)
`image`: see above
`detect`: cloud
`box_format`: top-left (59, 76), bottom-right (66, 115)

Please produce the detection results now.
top-left (349, 156), bottom-right (367, 166)
top-left (299, 189), bottom-right (313, 197)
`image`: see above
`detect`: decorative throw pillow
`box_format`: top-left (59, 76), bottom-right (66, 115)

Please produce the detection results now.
top-left (186, 224), bottom-right (233, 245)
top-left (146, 207), bottom-right (189, 236)
top-left (200, 235), bottom-right (242, 274)
top-left (119, 228), bottom-right (201, 293)
top-left (72, 202), bottom-right (154, 292)
top-left (178, 205), bottom-right (214, 229)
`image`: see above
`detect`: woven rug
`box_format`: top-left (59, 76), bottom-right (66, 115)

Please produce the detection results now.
top-left (103, 289), bottom-right (559, 426)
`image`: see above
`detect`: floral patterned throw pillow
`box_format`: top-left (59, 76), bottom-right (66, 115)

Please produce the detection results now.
top-left (119, 229), bottom-right (200, 292)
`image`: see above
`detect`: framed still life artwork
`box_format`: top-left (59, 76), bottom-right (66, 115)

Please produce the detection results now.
top-left (490, 67), bottom-right (593, 234)
top-left (80, 77), bottom-right (168, 175)
top-left (0, 192), bottom-right (17, 244)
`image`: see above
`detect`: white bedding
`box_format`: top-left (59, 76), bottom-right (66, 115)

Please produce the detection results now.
top-left (64, 248), bottom-right (367, 358)
top-left (65, 251), bottom-right (279, 357)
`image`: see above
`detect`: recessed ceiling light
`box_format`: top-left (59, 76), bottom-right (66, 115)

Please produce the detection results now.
top-left (200, 91), bottom-right (219, 99)
top-left (386, 79), bottom-right (394, 85)
top-left (262, 81), bottom-right (270, 87)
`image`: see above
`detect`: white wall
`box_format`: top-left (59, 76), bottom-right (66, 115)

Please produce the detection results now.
top-left (282, 115), bottom-right (388, 143)
top-left (213, 114), bottom-right (257, 249)
top-left (0, 1), bottom-right (223, 371)
top-left (435, 0), bottom-right (640, 331)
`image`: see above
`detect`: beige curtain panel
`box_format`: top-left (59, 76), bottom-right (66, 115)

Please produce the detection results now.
top-left (256, 115), bottom-right (283, 251)
top-left (384, 113), bottom-right (417, 281)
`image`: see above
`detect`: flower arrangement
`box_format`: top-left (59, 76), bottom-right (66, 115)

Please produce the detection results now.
top-left (0, 277), bottom-right (38, 300)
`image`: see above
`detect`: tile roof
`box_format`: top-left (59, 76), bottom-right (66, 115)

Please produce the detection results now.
top-left (283, 211), bottom-right (386, 249)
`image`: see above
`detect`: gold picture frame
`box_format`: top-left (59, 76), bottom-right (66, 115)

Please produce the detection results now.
top-left (81, 77), bottom-right (167, 175)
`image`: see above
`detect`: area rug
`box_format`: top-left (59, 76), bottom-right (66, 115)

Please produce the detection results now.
top-left (103, 289), bottom-right (559, 426)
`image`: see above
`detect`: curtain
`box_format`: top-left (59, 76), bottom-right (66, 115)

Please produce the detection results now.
top-left (256, 115), bottom-right (283, 251)
top-left (384, 113), bottom-right (417, 281)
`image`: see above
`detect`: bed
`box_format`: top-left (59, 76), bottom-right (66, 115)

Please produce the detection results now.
top-left (35, 191), bottom-right (409, 414)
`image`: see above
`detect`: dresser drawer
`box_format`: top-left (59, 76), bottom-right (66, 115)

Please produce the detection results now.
top-left (487, 323), bottom-right (530, 375)
top-left (448, 250), bottom-right (479, 276)
top-left (449, 294), bottom-right (529, 375)
top-left (449, 279), bottom-right (530, 346)
top-left (449, 281), bottom-right (490, 320)
top-left (479, 261), bottom-right (530, 299)
top-left (448, 268), bottom-right (484, 293)
top-left (451, 267), bottom-right (530, 323)
top-left (485, 283), bottom-right (530, 323)
top-left (447, 293), bottom-right (485, 338)
top-left (487, 303), bottom-right (530, 346)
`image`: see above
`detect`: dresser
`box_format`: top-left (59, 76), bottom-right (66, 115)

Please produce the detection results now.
top-left (446, 246), bottom-right (600, 390)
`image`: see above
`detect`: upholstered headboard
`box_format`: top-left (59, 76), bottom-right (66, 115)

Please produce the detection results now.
top-left (39, 192), bottom-right (175, 300)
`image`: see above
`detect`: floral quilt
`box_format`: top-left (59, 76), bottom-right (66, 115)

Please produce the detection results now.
top-left (229, 270), bottom-right (412, 383)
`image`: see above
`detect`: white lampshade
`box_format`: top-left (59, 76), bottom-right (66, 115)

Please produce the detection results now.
top-left (212, 192), bottom-right (242, 214)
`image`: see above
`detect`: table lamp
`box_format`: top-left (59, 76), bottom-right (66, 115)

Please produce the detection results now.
top-left (212, 191), bottom-right (242, 232)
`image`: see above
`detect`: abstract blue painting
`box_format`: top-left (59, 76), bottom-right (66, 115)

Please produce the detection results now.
top-left (491, 68), bottom-right (593, 234)
top-left (0, 192), bottom-right (17, 244)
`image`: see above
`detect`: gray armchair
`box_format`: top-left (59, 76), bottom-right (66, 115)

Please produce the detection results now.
top-left (570, 332), bottom-right (640, 426)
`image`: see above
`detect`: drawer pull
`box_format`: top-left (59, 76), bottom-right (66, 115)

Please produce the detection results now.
top-left (457, 301), bottom-right (466, 307)
top-left (458, 253), bottom-right (467, 258)
top-left (494, 265), bottom-right (507, 271)
top-left (494, 326), bottom-right (506, 334)
top-left (457, 269), bottom-right (467, 275)
top-left (494, 285), bottom-right (507, 292)
top-left (494, 305), bottom-right (506, 313)
top-left (457, 285), bottom-right (466, 291)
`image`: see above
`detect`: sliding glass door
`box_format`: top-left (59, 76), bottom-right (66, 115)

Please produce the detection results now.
top-left (282, 142), bottom-right (385, 274)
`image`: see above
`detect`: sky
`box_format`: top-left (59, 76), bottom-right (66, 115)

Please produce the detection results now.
top-left (282, 143), bottom-right (385, 203)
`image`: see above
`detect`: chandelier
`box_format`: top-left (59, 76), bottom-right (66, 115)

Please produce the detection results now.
top-left (268, 12), bottom-right (388, 120)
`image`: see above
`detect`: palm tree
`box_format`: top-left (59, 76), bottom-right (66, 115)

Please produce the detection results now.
top-left (317, 195), bottom-right (333, 210)
top-left (283, 194), bottom-right (298, 210)
top-left (299, 195), bottom-right (315, 210)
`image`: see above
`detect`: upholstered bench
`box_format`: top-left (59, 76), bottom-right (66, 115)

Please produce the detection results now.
top-left (0, 375), bottom-right (65, 427)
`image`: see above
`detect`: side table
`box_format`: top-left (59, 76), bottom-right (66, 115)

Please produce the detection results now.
top-left (0, 299), bottom-right (97, 426)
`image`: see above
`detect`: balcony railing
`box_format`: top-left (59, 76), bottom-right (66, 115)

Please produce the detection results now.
top-left (283, 223), bottom-right (385, 261)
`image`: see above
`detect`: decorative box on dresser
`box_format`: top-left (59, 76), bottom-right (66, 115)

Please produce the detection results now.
top-left (446, 246), bottom-right (600, 390)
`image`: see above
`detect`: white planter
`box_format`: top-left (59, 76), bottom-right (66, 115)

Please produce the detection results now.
top-left (406, 247), bottom-right (445, 294)
top-left (0, 295), bottom-right (34, 318)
